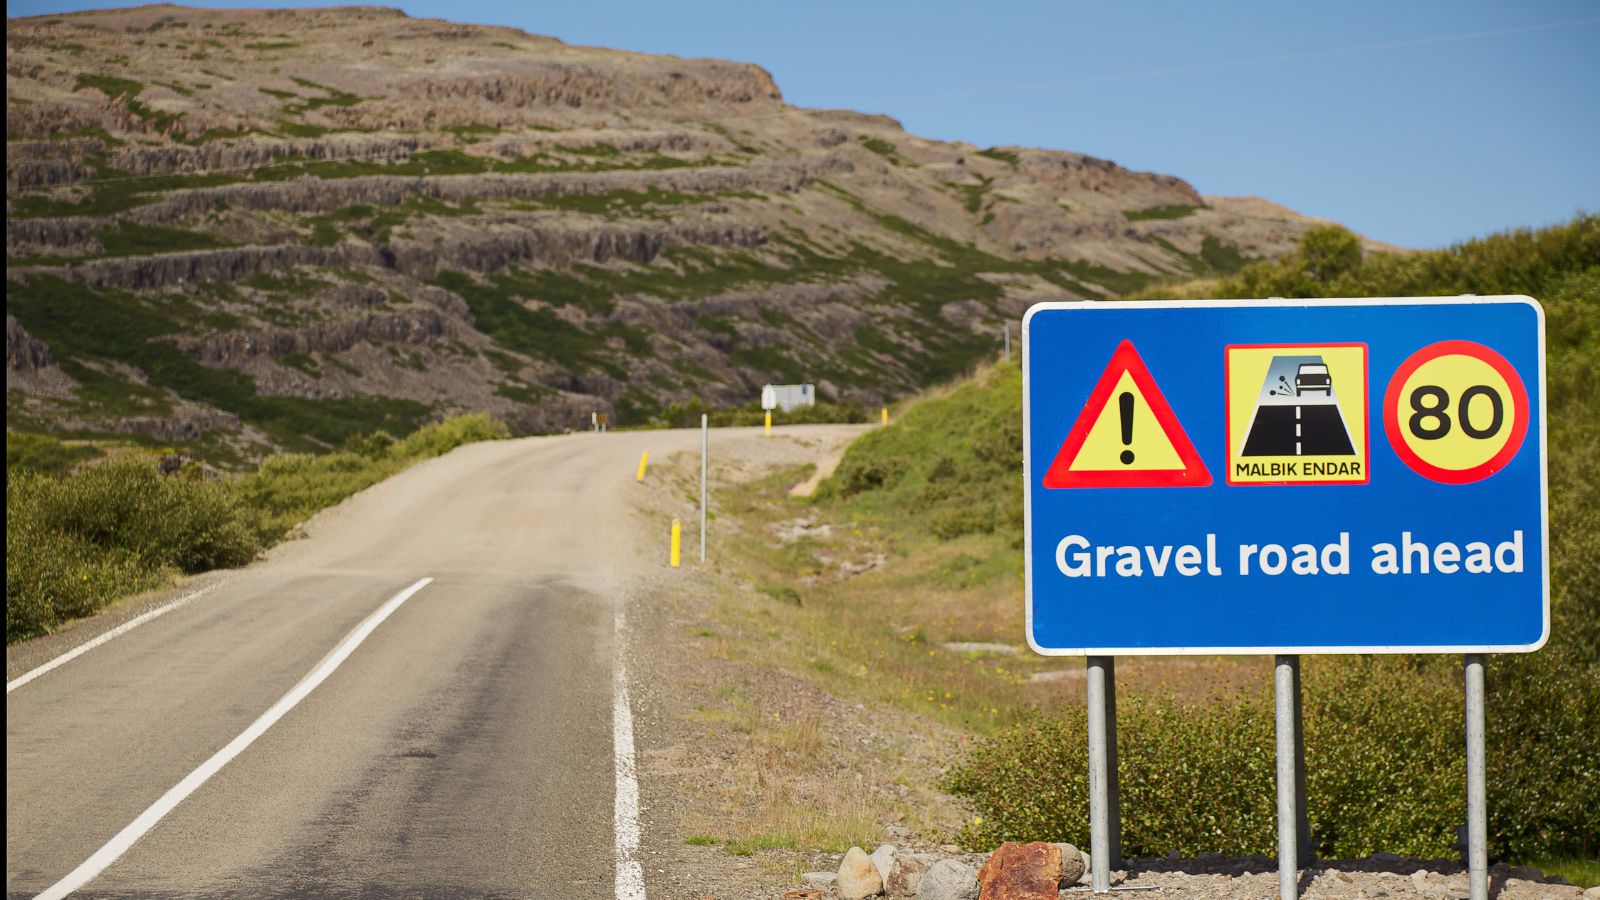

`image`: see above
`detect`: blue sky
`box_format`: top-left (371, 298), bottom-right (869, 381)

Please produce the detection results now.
top-left (9, 0), bottom-right (1598, 249)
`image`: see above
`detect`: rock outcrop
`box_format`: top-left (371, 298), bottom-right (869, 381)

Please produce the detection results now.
top-left (175, 308), bottom-right (451, 366)
top-left (124, 160), bottom-right (847, 224)
top-left (6, 315), bottom-right (57, 373)
top-left (5, 4), bottom-right (1371, 458)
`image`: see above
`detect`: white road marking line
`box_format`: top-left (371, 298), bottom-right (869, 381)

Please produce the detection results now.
top-left (613, 600), bottom-right (647, 900)
top-left (8, 585), bottom-right (218, 695)
top-left (34, 577), bottom-right (434, 900)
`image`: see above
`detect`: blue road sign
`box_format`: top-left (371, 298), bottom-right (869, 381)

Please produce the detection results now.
top-left (1022, 297), bottom-right (1547, 655)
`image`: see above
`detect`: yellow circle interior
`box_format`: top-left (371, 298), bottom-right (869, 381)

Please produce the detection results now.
top-left (1397, 354), bottom-right (1517, 471)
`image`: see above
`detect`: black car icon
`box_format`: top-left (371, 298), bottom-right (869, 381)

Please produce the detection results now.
top-left (1295, 363), bottom-right (1332, 396)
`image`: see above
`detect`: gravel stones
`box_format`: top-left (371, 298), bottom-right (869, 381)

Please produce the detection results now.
top-left (918, 859), bottom-right (980, 900)
top-left (1053, 843), bottom-right (1086, 887)
top-left (798, 847), bottom-right (1594, 900)
top-left (802, 871), bottom-right (838, 888)
top-left (886, 851), bottom-right (939, 897)
top-left (872, 844), bottom-right (898, 884)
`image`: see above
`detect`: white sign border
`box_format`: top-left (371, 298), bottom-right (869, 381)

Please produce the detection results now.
top-left (1021, 295), bottom-right (1550, 656)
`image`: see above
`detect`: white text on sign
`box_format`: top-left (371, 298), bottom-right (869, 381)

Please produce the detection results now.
top-left (1054, 531), bottom-right (1524, 578)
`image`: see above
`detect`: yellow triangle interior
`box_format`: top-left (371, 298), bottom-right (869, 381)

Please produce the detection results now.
top-left (1068, 371), bottom-right (1186, 471)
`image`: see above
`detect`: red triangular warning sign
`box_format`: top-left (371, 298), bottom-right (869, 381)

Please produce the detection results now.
top-left (1042, 340), bottom-right (1211, 488)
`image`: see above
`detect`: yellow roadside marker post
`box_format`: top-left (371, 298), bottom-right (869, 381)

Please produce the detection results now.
top-left (764, 411), bottom-right (772, 436)
top-left (636, 451), bottom-right (649, 482)
top-left (881, 407), bottom-right (889, 426)
top-left (670, 518), bottom-right (682, 568)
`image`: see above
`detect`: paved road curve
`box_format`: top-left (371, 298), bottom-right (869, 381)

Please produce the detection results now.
top-left (6, 427), bottom-right (791, 899)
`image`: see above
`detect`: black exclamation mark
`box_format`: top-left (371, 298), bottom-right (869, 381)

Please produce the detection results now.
top-left (1118, 391), bottom-right (1135, 465)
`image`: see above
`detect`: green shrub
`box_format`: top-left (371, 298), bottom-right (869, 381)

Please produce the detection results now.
top-left (6, 432), bottom-right (101, 475)
top-left (833, 451), bottom-right (901, 497)
top-left (1156, 214), bottom-right (1600, 303)
top-left (387, 412), bottom-right (508, 459)
top-left (945, 653), bottom-right (1598, 859)
top-left (1485, 652), bottom-right (1600, 858)
top-left (7, 480), bottom-right (149, 640)
top-left (342, 429), bottom-right (396, 458)
top-left (240, 413), bottom-right (509, 540)
top-left (6, 460), bottom-right (257, 640)
top-left (1299, 658), bottom-right (1465, 855)
top-left (944, 691), bottom-right (1274, 856)
top-left (1124, 204), bottom-right (1199, 222)
top-left (14, 459), bottom-right (256, 574)
top-left (821, 364), bottom-right (1021, 541)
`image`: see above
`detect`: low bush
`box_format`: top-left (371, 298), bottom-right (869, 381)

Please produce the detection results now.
top-left (1485, 652), bottom-right (1600, 858)
top-left (822, 364), bottom-right (1021, 541)
top-left (945, 691), bottom-right (1276, 856)
top-left (29, 460), bottom-right (257, 573)
top-left (5, 432), bottom-right (102, 475)
top-left (240, 412), bottom-right (510, 541)
top-left (944, 653), bottom-right (1600, 858)
top-left (6, 506), bottom-right (149, 640)
top-left (7, 460), bottom-right (256, 640)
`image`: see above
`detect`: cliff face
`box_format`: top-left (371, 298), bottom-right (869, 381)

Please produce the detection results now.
top-left (6, 4), bottom-right (1360, 459)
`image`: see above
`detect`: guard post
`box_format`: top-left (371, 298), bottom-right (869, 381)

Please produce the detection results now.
top-left (1022, 298), bottom-right (1548, 899)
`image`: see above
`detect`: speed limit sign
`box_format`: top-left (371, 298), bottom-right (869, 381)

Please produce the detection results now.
top-left (1384, 340), bottom-right (1532, 484)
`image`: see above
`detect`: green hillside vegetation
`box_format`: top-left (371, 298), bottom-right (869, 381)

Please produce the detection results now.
top-left (6, 178), bottom-right (1221, 450)
top-left (6, 413), bottom-right (508, 641)
top-left (7, 276), bottom-right (431, 457)
top-left (817, 215), bottom-right (1599, 860)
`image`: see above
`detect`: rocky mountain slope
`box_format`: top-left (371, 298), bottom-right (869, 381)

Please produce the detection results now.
top-left (7, 4), bottom-right (1375, 461)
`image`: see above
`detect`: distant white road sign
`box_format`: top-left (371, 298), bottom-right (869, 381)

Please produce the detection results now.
top-left (760, 383), bottom-right (815, 412)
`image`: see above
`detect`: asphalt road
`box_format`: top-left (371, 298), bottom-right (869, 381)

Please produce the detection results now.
top-left (7, 426), bottom-right (839, 899)
top-left (1240, 403), bottom-right (1355, 456)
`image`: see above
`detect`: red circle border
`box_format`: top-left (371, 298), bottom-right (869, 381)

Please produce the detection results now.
top-left (1382, 340), bottom-right (1530, 485)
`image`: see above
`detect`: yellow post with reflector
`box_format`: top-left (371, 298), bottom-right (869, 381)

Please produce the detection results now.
top-left (764, 411), bottom-right (772, 436)
top-left (636, 451), bottom-right (649, 482)
top-left (881, 407), bottom-right (889, 426)
top-left (670, 518), bottom-right (682, 568)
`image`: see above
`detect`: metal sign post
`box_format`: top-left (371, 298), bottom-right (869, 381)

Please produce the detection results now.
top-left (1465, 654), bottom-right (1488, 900)
top-left (700, 414), bottom-right (709, 564)
top-left (1294, 659), bottom-right (1310, 864)
top-left (1021, 297), bottom-right (1547, 900)
top-left (1086, 656), bottom-right (1121, 892)
top-left (1275, 655), bottom-right (1313, 895)
top-left (1086, 657), bottom-right (1110, 891)
top-left (1005, 323), bottom-right (1012, 364)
